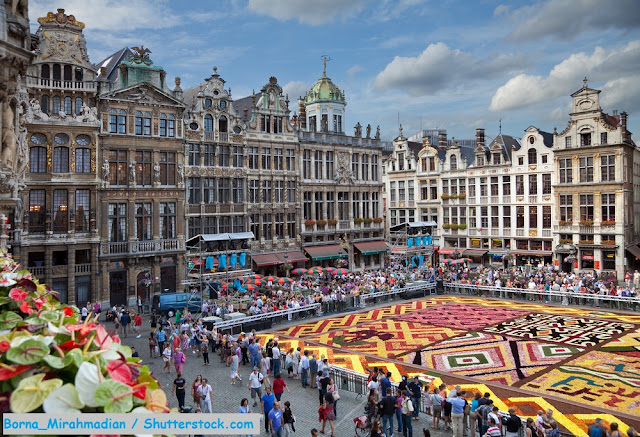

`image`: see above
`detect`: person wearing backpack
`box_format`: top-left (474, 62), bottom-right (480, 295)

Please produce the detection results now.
top-left (401, 390), bottom-right (414, 437)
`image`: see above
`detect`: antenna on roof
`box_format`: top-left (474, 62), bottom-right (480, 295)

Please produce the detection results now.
top-left (499, 118), bottom-right (502, 135)
top-left (321, 55), bottom-right (331, 76)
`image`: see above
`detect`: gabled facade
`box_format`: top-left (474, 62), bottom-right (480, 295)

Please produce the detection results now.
top-left (97, 48), bottom-right (186, 306)
top-left (553, 80), bottom-right (635, 277)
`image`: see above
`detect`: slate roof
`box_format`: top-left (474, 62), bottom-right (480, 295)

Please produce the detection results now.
top-left (233, 95), bottom-right (256, 120)
top-left (96, 47), bottom-right (133, 84)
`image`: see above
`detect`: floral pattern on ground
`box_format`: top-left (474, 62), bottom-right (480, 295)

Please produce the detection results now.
top-left (522, 350), bottom-right (640, 416)
top-left (308, 320), bottom-right (466, 358)
top-left (483, 313), bottom-right (635, 348)
top-left (395, 303), bottom-right (529, 330)
top-left (600, 327), bottom-right (640, 352)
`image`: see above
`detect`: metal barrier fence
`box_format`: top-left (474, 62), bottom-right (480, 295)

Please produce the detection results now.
top-left (213, 303), bottom-right (321, 332)
top-left (444, 282), bottom-right (640, 311)
top-left (359, 281), bottom-right (437, 307)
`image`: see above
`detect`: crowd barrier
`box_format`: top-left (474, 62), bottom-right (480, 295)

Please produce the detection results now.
top-left (444, 282), bottom-right (640, 311)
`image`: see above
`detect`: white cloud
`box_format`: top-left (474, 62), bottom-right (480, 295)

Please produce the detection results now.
top-left (30, 0), bottom-right (176, 31)
top-left (373, 42), bottom-right (526, 96)
top-left (247, 0), bottom-right (370, 25)
top-left (347, 65), bottom-right (364, 76)
top-left (489, 40), bottom-right (640, 112)
top-left (505, 0), bottom-right (640, 41)
top-left (282, 81), bottom-right (312, 102)
top-left (493, 4), bottom-right (510, 17)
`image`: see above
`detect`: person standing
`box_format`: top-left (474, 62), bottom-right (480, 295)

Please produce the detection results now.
top-left (502, 407), bottom-right (522, 437)
top-left (269, 401), bottom-right (284, 437)
top-left (201, 338), bottom-right (210, 366)
top-left (485, 418), bottom-right (501, 437)
top-left (283, 401), bottom-right (296, 437)
top-left (230, 345), bottom-right (241, 384)
top-left (156, 328), bottom-right (166, 354)
top-left (238, 398), bottom-right (253, 437)
top-left (380, 388), bottom-right (396, 437)
top-left (138, 296), bottom-right (143, 314)
top-left (469, 392), bottom-right (482, 437)
top-left (148, 331), bottom-right (157, 358)
top-left (319, 392), bottom-right (335, 437)
top-left (172, 372), bottom-right (187, 410)
top-left (401, 390), bottom-right (414, 437)
top-left (408, 376), bottom-right (422, 421)
top-left (395, 389), bottom-right (404, 435)
top-left (120, 310), bottom-right (131, 338)
top-left (261, 386), bottom-right (275, 434)
top-left (197, 378), bottom-right (212, 413)
top-left (133, 313), bottom-right (142, 338)
top-left (248, 367), bottom-right (264, 407)
top-left (300, 350), bottom-right (310, 388)
top-left (450, 391), bottom-right (467, 437)
top-left (173, 348), bottom-right (185, 375)
top-left (272, 341), bottom-right (282, 376)
top-left (162, 344), bottom-right (172, 374)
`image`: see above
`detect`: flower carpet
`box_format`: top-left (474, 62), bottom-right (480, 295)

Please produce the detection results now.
top-left (264, 295), bottom-right (640, 433)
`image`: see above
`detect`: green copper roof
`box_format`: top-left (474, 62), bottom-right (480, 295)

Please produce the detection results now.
top-left (304, 73), bottom-right (345, 105)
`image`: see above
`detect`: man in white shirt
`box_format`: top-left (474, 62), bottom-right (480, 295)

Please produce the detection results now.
top-left (248, 367), bottom-right (264, 407)
top-left (197, 378), bottom-right (212, 413)
top-left (272, 342), bottom-right (281, 375)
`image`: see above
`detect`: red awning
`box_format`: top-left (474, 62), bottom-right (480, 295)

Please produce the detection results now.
top-left (439, 248), bottom-right (462, 255)
top-left (463, 249), bottom-right (488, 257)
top-left (354, 241), bottom-right (388, 255)
top-left (304, 245), bottom-right (346, 261)
top-left (626, 245), bottom-right (640, 259)
top-left (276, 251), bottom-right (308, 263)
top-left (582, 255), bottom-right (594, 260)
top-left (252, 253), bottom-right (281, 267)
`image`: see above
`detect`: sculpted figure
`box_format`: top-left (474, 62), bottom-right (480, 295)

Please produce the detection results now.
top-left (1, 105), bottom-right (18, 171)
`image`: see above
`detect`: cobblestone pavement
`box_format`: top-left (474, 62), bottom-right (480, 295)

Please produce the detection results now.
top-left (118, 306), bottom-right (452, 437)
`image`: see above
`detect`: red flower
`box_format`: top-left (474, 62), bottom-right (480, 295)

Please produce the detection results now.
top-left (9, 287), bottom-right (27, 301)
top-left (67, 322), bottom-right (98, 337)
top-left (59, 338), bottom-right (87, 351)
top-left (33, 298), bottom-right (44, 310)
top-left (62, 306), bottom-right (74, 317)
top-left (19, 300), bottom-right (34, 315)
top-left (0, 341), bottom-right (9, 352)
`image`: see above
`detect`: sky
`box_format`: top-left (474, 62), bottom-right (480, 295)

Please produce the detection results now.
top-left (29, 0), bottom-right (640, 142)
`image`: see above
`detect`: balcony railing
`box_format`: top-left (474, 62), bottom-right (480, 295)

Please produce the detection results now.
top-left (100, 238), bottom-right (184, 256)
top-left (516, 229), bottom-right (525, 236)
top-left (529, 195), bottom-right (538, 203)
top-left (502, 228), bottom-right (511, 236)
top-left (75, 263), bottom-right (92, 274)
top-left (480, 196), bottom-right (488, 204)
top-left (204, 131), bottom-right (215, 141)
top-left (542, 229), bottom-right (552, 237)
top-left (338, 220), bottom-right (351, 230)
top-left (26, 76), bottom-right (98, 92)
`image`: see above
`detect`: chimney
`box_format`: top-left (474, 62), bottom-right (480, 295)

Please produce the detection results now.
top-left (438, 132), bottom-right (447, 149)
top-left (476, 128), bottom-right (485, 147)
top-left (621, 111), bottom-right (628, 142)
top-left (298, 98), bottom-right (306, 130)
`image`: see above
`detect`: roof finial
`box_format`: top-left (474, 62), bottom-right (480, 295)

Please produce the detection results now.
top-left (583, 76), bottom-right (588, 88)
top-left (399, 124), bottom-right (403, 138)
top-left (321, 55), bottom-right (331, 76)
top-left (499, 118), bottom-right (502, 135)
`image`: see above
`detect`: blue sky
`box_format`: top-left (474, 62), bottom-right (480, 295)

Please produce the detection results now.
top-left (30, 0), bottom-right (640, 142)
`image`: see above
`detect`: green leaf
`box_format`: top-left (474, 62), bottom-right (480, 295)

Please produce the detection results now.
top-left (10, 374), bottom-right (63, 413)
top-left (6, 339), bottom-right (50, 364)
top-left (0, 311), bottom-right (22, 329)
top-left (43, 383), bottom-right (84, 413)
top-left (75, 361), bottom-right (101, 407)
top-left (40, 311), bottom-right (60, 322)
top-left (136, 371), bottom-right (158, 390)
top-left (24, 315), bottom-right (49, 325)
top-left (66, 349), bottom-right (84, 368)
top-left (95, 379), bottom-right (132, 413)
top-left (0, 296), bottom-right (11, 306)
top-left (43, 354), bottom-right (66, 369)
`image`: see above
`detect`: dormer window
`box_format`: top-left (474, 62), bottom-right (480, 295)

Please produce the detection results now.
top-left (528, 148), bottom-right (537, 165)
top-left (204, 98), bottom-right (212, 108)
top-left (398, 153), bottom-right (404, 171)
top-left (580, 132), bottom-right (591, 146)
top-left (450, 155), bottom-right (457, 170)
top-left (493, 153), bottom-right (501, 165)
top-left (477, 154), bottom-right (484, 166)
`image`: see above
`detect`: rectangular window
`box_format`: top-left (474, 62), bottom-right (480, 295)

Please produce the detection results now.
top-left (338, 192), bottom-right (349, 220)
top-left (249, 147), bottom-right (259, 170)
top-left (275, 212), bottom-right (284, 238)
top-left (579, 156), bottom-right (594, 182)
top-left (273, 148), bottom-right (283, 171)
top-left (398, 153), bottom-right (404, 171)
top-left (188, 217), bottom-right (201, 239)
top-left (390, 182), bottom-right (396, 202)
top-left (601, 193), bottom-right (615, 221)
top-left (352, 153), bottom-right (359, 179)
top-left (108, 150), bottom-right (127, 185)
top-left (287, 213), bottom-right (296, 238)
top-left (314, 151), bottom-right (322, 179)
top-left (188, 144), bottom-right (200, 166)
top-left (559, 158), bottom-right (572, 183)
top-left (503, 176), bottom-right (511, 196)
top-left (516, 175), bottom-right (524, 195)
top-left (275, 180), bottom-right (284, 203)
top-left (580, 133), bottom-right (591, 146)
top-left (262, 180), bottom-right (271, 203)
top-left (491, 206), bottom-right (499, 228)
top-left (542, 173), bottom-right (551, 194)
top-left (54, 147), bottom-right (69, 173)
top-left (218, 145), bottom-right (230, 167)
top-left (134, 202), bottom-right (152, 241)
top-left (286, 149), bottom-right (295, 171)
top-left (601, 132), bottom-right (608, 145)
top-left (75, 189), bottom-right (90, 232)
top-left (135, 151), bottom-right (152, 186)
top-left (529, 174), bottom-right (538, 195)
top-left (218, 178), bottom-right (230, 204)
top-left (108, 203), bottom-right (127, 242)
top-left (233, 146), bottom-right (243, 168)
top-left (159, 202), bottom-right (175, 239)
top-left (53, 189), bottom-right (68, 233)
top-left (371, 155), bottom-right (378, 181)
top-left (314, 192), bottom-right (323, 220)
top-left (352, 192), bottom-right (360, 218)
top-left (250, 214), bottom-right (260, 240)
top-left (325, 151), bottom-right (334, 179)
top-left (326, 192), bottom-right (335, 219)
top-left (559, 194), bottom-right (573, 222)
top-left (262, 213), bottom-right (272, 240)
top-left (503, 206), bottom-right (511, 228)
top-left (203, 178), bottom-right (215, 203)
top-left (481, 206), bottom-right (488, 228)
top-left (372, 192), bottom-right (379, 218)
top-left (468, 178), bottom-right (475, 198)
top-left (565, 136), bottom-right (572, 148)
top-left (287, 181), bottom-right (296, 203)
top-left (480, 178), bottom-right (487, 196)
top-left (262, 148), bottom-right (271, 170)
top-left (517, 206), bottom-right (525, 228)
top-left (362, 155), bottom-right (369, 180)
top-left (202, 145), bottom-right (215, 167)
top-left (529, 206), bottom-right (537, 228)
top-left (491, 177), bottom-right (499, 196)
top-left (303, 150), bottom-right (311, 179)
top-left (75, 148), bottom-right (91, 173)
top-left (601, 155), bottom-right (615, 182)
top-left (232, 178), bottom-right (244, 203)
top-left (579, 194), bottom-right (594, 221)
top-left (543, 206), bottom-right (551, 229)
top-left (30, 147), bottom-right (47, 173)
top-left (303, 192), bottom-right (312, 219)
top-left (159, 152), bottom-right (175, 185)
top-left (187, 177), bottom-right (201, 204)
top-left (398, 181), bottom-right (405, 201)
top-left (29, 190), bottom-right (46, 233)
top-left (249, 180), bottom-right (259, 203)
top-left (408, 180), bottom-right (415, 201)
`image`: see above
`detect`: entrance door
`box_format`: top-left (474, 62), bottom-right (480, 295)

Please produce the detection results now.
top-left (560, 254), bottom-right (572, 273)
top-left (136, 271), bottom-right (148, 304)
top-left (161, 265), bottom-right (176, 293)
top-left (109, 271), bottom-right (127, 306)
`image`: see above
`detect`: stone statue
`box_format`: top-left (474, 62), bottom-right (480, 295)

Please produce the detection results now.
top-left (177, 162), bottom-right (184, 186)
top-left (354, 122), bottom-right (362, 138)
top-left (29, 98), bottom-right (49, 122)
top-left (129, 161), bottom-right (136, 185)
top-left (375, 125), bottom-right (380, 139)
top-left (2, 105), bottom-right (18, 171)
top-left (15, 113), bottom-right (27, 179)
top-left (153, 161), bottom-right (160, 182)
top-left (102, 157), bottom-right (110, 185)
top-left (321, 117), bottom-right (328, 132)
top-left (366, 124), bottom-right (371, 138)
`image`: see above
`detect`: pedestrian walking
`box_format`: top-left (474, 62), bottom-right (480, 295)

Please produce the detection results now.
top-left (201, 338), bottom-right (210, 365)
top-left (162, 344), bottom-right (172, 374)
top-left (283, 400), bottom-right (296, 437)
top-left (134, 313), bottom-right (142, 338)
top-left (248, 367), bottom-right (264, 407)
top-left (269, 400), bottom-right (284, 437)
top-left (173, 372), bottom-right (186, 410)
top-left (197, 378), bottom-right (212, 413)
top-left (261, 386), bottom-right (275, 434)
top-left (173, 348), bottom-right (186, 374)
top-left (231, 346), bottom-right (241, 384)
top-left (326, 377), bottom-right (339, 418)
top-left (273, 372), bottom-right (290, 401)
top-left (148, 331), bottom-right (157, 358)
top-left (120, 310), bottom-right (131, 338)
top-left (319, 392), bottom-right (335, 437)
top-left (192, 375), bottom-right (203, 405)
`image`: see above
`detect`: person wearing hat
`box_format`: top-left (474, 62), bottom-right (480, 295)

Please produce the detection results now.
top-left (248, 366), bottom-right (264, 407)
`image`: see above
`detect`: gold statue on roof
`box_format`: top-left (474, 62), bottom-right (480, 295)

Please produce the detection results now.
top-left (131, 45), bottom-right (152, 60)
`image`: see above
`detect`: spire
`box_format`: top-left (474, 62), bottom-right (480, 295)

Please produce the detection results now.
top-left (583, 76), bottom-right (588, 88)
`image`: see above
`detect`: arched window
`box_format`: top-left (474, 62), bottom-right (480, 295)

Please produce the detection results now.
top-left (219, 115), bottom-right (228, 133)
top-left (63, 65), bottom-right (72, 81)
top-left (41, 64), bottom-right (50, 79)
top-left (528, 148), bottom-right (537, 165)
top-left (52, 64), bottom-right (61, 81)
top-left (74, 67), bottom-right (83, 82)
top-left (75, 97), bottom-right (83, 115)
top-left (64, 97), bottom-right (72, 115)
top-left (204, 114), bottom-right (213, 131)
top-left (450, 155), bottom-right (457, 170)
top-left (52, 96), bottom-right (61, 114)
top-left (41, 95), bottom-right (49, 114)
top-left (53, 146), bottom-right (69, 173)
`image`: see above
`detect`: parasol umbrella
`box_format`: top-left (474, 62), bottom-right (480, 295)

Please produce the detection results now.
top-left (444, 259), bottom-right (453, 265)
top-left (220, 282), bottom-right (230, 289)
top-left (277, 277), bottom-right (293, 285)
top-left (325, 267), bottom-right (336, 273)
top-left (251, 274), bottom-right (264, 279)
top-left (332, 268), bottom-right (350, 276)
top-left (307, 266), bottom-right (323, 275)
top-left (244, 278), bottom-right (265, 286)
top-left (291, 268), bottom-right (307, 275)
top-left (245, 284), bottom-right (255, 292)
top-left (265, 275), bottom-right (277, 283)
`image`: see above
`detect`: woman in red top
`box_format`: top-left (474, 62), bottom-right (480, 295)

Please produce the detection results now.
top-left (272, 372), bottom-right (290, 401)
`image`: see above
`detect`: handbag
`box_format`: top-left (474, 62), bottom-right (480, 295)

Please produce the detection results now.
top-left (332, 390), bottom-right (340, 400)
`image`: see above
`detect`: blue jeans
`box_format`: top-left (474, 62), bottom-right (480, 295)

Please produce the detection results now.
top-left (301, 369), bottom-right (308, 387)
top-left (403, 415), bottom-right (413, 437)
top-left (411, 397), bottom-right (420, 418)
top-left (382, 414), bottom-right (394, 437)
top-left (273, 357), bottom-right (281, 375)
top-left (251, 356), bottom-right (260, 370)
top-left (396, 410), bottom-right (403, 432)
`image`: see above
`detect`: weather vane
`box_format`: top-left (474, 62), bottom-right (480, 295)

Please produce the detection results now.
top-left (321, 55), bottom-right (332, 75)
